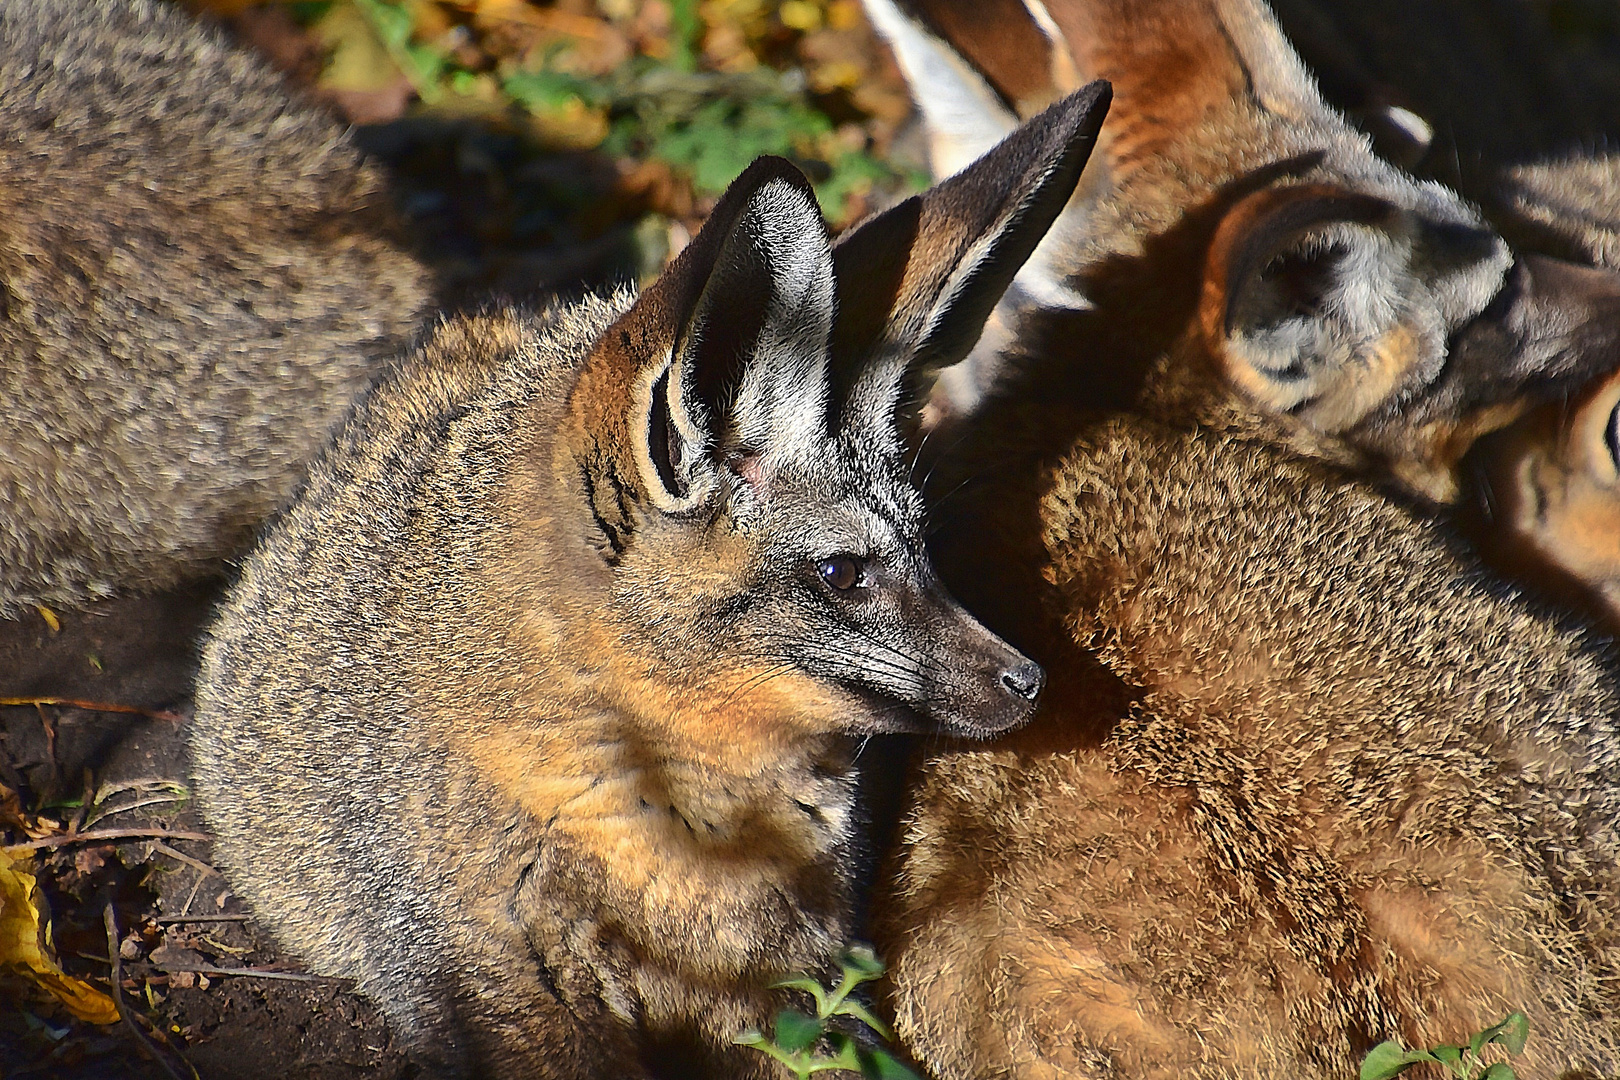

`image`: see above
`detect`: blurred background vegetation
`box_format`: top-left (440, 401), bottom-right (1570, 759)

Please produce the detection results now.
top-left (183, 0), bottom-right (923, 301)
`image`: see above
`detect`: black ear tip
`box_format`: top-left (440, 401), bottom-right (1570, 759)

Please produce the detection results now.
top-left (727, 155), bottom-right (819, 207)
top-left (1046, 79), bottom-right (1113, 144)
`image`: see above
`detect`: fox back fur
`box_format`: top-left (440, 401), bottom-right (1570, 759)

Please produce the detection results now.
top-left (883, 412), bottom-right (1620, 1079)
top-left (190, 86), bottom-right (1111, 1080)
top-left (0, 0), bottom-right (432, 616)
top-left (855, 0), bottom-right (1620, 1075)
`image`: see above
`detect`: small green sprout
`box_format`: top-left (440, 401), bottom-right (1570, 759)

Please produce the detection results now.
top-left (735, 945), bottom-right (921, 1080)
top-left (1360, 1011), bottom-right (1530, 1080)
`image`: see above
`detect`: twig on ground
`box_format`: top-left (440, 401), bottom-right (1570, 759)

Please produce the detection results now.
top-left (148, 841), bottom-right (217, 879)
top-left (156, 914), bottom-right (248, 924)
top-left (1, 698), bottom-right (185, 725)
top-left (86, 793), bottom-right (190, 828)
top-left (153, 964), bottom-right (352, 985)
top-left (106, 902), bottom-right (196, 1080)
top-left (4, 827), bottom-right (211, 852)
top-left (179, 869), bottom-right (211, 918)
top-left (33, 703), bottom-right (60, 791)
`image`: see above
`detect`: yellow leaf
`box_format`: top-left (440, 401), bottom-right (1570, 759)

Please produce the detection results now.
top-left (826, 0), bottom-right (861, 31)
top-left (523, 97), bottom-right (610, 150)
top-left (779, 0), bottom-right (822, 31)
top-left (313, 2), bottom-right (404, 93)
top-left (0, 852), bottom-right (120, 1025)
top-left (0, 853), bottom-right (50, 972)
top-left (35, 968), bottom-right (121, 1025)
top-left (35, 606), bottom-right (60, 633)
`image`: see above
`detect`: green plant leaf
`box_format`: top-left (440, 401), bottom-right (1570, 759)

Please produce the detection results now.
top-left (830, 998), bottom-right (894, 1041)
top-left (1360, 1041), bottom-right (1439, 1080)
top-left (669, 0), bottom-right (701, 72)
top-left (859, 1047), bottom-right (925, 1080)
top-left (734, 1029), bottom-right (768, 1048)
top-left (1430, 1045), bottom-right (1463, 1066)
top-left (1479, 1064), bottom-right (1517, 1080)
top-left (350, 0), bottom-right (443, 102)
top-left (842, 944), bottom-right (886, 980)
top-left (1494, 1012), bottom-right (1530, 1056)
top-left (774, 1009), bottom-right (824, 1054)
top-left (771, 975), bottom-right (832, 1016)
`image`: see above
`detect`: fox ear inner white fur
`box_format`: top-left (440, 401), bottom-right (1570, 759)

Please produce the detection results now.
top-left (632, 159), bottom-right (835, 511)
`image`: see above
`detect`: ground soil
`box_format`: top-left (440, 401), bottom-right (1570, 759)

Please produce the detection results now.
top-left (0, 587), bottom-right (418, 1079)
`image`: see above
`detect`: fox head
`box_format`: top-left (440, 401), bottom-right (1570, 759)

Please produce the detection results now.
top-left (536, 86), bottom-right (1109, 755)
top-left (1450, 155), bottom-right (1620, 627)
top-left (863, 0), bottom-right (1620, 503)
top-left (1467, 363), bottom-right (1620, 627)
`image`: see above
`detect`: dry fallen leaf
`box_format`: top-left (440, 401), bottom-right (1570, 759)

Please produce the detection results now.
top-left (0, 851), bottom-right (120, 1024)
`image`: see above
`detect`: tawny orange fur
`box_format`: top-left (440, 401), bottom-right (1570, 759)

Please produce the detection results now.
top-left (881, 415), bottom-right (1620, 1079)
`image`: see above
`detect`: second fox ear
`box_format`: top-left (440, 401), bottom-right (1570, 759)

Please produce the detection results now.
top-left (826, 80), bottom-right (1111, 439)
top-left (632, 157), bottom-right (835, 511)
top-left (1203, 184), bottom-right (1441, 434)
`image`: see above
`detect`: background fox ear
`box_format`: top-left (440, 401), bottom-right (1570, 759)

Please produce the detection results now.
top-left (1203, 184), bottom-right (1442, 434)
top-left (826, 80), bottom-right (1110, 437)
top-left (633, 157), bottom-right (834, 510)
top-left (859, 0), bottom-right (1023, 180)
top-left (859, 0), bottom-right (1093, 419)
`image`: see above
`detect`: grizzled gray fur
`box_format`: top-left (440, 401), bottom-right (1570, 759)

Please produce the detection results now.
top-left (189, 87), bottom-right (1109, 1078)
top-left (0, 0), bottom-right (432, 616)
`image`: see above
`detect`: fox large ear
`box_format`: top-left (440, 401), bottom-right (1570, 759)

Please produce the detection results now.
top-left (859, 0), bottom-right (1100, 416)
top-left (631, 157), bottom-right (834, 512)
top-left (826, 81), bottom-right (1110, 437)
top-left (1202, 184), bottom-right (1483, 435)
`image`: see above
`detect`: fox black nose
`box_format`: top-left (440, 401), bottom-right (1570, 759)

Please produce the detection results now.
top-left (1000, 661), bottom-right (1045, 702)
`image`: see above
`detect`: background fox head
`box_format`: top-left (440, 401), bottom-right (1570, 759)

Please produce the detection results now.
top-left (1471, 364), bottom-right (1620, 626)
top-left (1450, 155), bottom-right (1620, 627)
top-left (863, 0), bottom-right (1620, 504)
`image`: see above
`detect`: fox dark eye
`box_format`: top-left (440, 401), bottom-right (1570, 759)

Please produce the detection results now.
top-left (817, 556), bottom-right (863, 591)
top-left (1606, 400), bottom-right (1620, 471)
